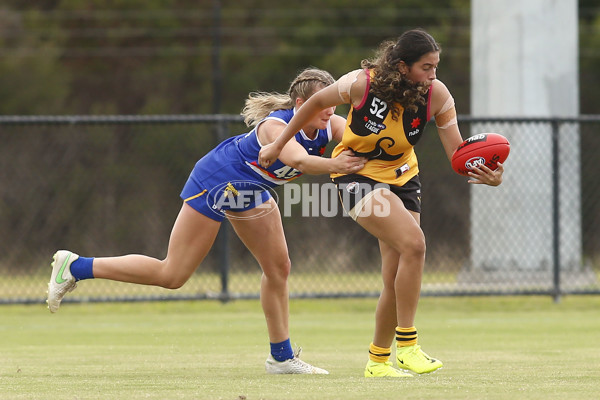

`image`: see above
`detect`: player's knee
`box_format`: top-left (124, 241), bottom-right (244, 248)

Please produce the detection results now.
top-left (396, 234), bottom-right (426, 261)
top-left (161, 277), bottom-right (187, 290)
top-left (409, 235), bottom-right (426, 258)
top-left (157, 273), bottom-right (187, 290)
top-left (262, 257), bottom-right (291, 283)
top-left (156, 261), bottom-right (191, 289)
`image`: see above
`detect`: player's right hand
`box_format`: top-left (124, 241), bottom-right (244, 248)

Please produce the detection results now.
top-left (258, 142), bottom-right (282, 168)
top-left (333, 149), bottom-right (367, 174)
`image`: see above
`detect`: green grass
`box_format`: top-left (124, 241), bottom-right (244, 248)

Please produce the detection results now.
top-left (1, 296), bottom-right (599, 399)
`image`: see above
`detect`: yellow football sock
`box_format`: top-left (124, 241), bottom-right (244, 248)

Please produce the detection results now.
top-left (368, 342), bottom-right (392, 363)
top-left (396, 326), bottom-right (418, 347)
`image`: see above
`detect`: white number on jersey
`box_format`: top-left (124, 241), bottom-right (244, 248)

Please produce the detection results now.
top-left (370, 97), bottom-right (388, 119)
top-left (272, 165), bottom-right (301, 179)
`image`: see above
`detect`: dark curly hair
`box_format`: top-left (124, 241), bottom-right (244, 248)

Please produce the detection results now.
top-left (361, 29), bottom-right (440, 120)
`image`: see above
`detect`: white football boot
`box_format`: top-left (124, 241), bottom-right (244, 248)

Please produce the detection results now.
top-left (46, 250), bottom-right (79, 313)
top-left (265, 347), bottom-right (329, 374)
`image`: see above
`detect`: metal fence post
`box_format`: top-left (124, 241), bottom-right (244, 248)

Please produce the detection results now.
top-left (218, 222), bottom-right (231, 302)
top-left (551, 120), bottom-right (561, 303)
top-left (216, 117), bottom-right (231, 302)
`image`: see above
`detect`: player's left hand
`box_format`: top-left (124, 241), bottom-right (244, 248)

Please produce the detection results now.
top-left (467, 162), bottom-right (504, 186)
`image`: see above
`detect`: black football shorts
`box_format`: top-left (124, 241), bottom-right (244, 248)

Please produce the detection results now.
top-left (333, 174), bottom-right (421, 220)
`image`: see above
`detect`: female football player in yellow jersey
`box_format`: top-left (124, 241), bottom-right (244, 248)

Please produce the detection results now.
top-left (259, 29), bottom-right (504, 377)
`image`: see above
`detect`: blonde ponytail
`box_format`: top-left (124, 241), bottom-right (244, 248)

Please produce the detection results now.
top-left (241, 67), bottom-right (335, 127)
top-left (242, 92), bottom-right (293, 127)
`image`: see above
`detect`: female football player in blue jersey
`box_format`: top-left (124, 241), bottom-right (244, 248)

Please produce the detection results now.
top-left (46, 68), bottom-right (366, 374)
top-left (259, 30), bottom-right (504, 377)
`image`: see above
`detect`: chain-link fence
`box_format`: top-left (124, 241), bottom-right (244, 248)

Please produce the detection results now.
top-left (1, 115), bottom-right (599, 305)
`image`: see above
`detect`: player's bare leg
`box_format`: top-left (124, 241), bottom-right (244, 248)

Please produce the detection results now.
top-left (92, 203), bottom-right (221, 288)
top-left (229, 199), bottom-right (328, 374)
top-left (357, 189), bottom-right (442, 374)
top-left (47, 203), bottom-right (221, 312)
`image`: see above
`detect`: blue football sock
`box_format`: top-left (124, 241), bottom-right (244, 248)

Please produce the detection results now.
top-left (270, 338), bottom-right (294, 362)
top-left (70, 256), bottom-right (95, 281)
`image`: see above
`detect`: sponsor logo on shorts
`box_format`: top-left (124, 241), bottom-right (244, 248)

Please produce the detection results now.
top-left (207, 180), bottom-right (279, 220)
top-left (346, 182), bottom-right (360, 194)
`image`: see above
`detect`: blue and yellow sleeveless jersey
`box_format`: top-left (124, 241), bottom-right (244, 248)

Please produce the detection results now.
top-left (180, 108), bottom-right (331, 221)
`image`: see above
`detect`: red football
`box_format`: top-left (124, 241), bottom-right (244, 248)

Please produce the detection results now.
top-left (451, 133), bottom-right (510, 176)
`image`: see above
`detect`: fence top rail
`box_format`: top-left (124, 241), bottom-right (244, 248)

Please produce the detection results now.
top-left (0, 114), bottom-right (245, 125)
top-left (0, 114), bottom-right (598, 126)
top-left (459, 115), bottom-right (600, 123)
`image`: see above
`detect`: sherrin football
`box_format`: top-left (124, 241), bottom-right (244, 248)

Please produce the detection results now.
top-left (451, 133), bottom-right (510, 176)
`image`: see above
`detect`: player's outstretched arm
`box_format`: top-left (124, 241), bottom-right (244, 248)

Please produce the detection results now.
top-left (279, 142), bottom-right (366, 176)
top-left (259, 84), bottom-right (345, 168)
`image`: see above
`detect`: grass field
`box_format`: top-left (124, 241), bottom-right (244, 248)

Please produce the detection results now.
top-left (1, 296), bottom-right (599, 399)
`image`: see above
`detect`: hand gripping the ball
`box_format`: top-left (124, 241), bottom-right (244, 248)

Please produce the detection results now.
top-left (467, 162), bottom-right (504, 186)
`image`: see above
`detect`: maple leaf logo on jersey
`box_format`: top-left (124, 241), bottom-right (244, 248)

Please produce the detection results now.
top-left (411, 118), bottom-right (421, 129)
